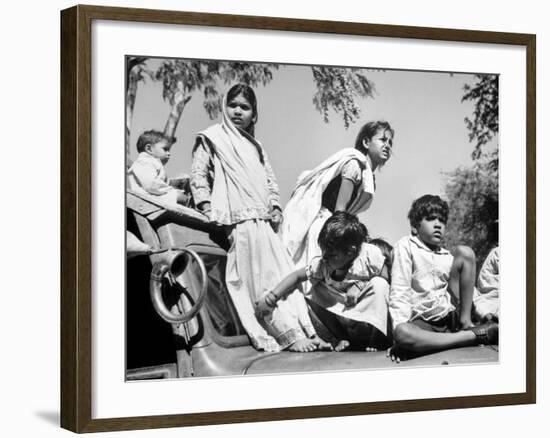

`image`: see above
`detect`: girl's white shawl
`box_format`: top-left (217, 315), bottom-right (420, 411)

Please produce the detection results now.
top-left (197, 99), bottom-right (272, 225)
top-left (282, 148), bottom-right (375, 260)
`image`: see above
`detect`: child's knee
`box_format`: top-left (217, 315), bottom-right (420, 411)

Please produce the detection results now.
top-left (453, 245), bottom-right (475, 264)
top-left (370, 276), bottom-right (390, 298)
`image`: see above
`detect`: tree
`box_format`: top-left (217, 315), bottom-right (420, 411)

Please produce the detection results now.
top-left (125, 57), bottom-right (378, 163)
top-left (444, 74), bottom-right (499, 265)
top-left (311, 66), bottom-right (375, 128)
top-left (126, 57), bottom-right (154, 165)
top-left (462, 74), bottom-right (499, 170)
top-left (444, 161), bottom-right (498, 265)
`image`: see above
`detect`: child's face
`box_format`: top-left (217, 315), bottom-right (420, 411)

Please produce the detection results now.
top-left (364, 128), bottom-right (393, 166)
top-left (322, 246), bottom-right (359, 270)
top-left (226, 93), bottom-right (255, 131)
top-left (414, 214), bottom-right (446, 249)
top-left (146, 140), bottom-right (171, 165)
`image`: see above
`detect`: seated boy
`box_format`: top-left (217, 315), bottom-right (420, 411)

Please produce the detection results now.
top-left (388, 195), bottom-right (498, 361)
top-left (128, 130), bottom-right (190, 206)
top-left (474, 245), bottom-right (499, 322)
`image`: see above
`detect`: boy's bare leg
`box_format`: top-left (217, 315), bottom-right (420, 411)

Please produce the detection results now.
top-left (448, 245), bottom-right (476, 329)
top-left (393, 322), bottom-right (477, 356)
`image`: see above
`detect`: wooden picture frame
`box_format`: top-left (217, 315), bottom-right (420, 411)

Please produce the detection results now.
top-left (61, 4), bottom-right (536, 433)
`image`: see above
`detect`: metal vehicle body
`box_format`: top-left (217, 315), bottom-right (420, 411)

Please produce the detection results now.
top-left (126, 191), bottom-right (498, 380)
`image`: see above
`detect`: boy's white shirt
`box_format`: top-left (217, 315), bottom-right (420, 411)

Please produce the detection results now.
top-left (128, 152), bottom-right (178, 205)
top-left (389, 235), bottom-right (455, 329)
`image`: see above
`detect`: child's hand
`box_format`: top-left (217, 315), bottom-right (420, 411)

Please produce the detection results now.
top-left (176, 190), bottom-right (190, 206)
top-left (482, 313), bottom-right (498, 323)
top-left (256, 291), bottom-right (277, 316)
top-left (269, 208), bottom-right (283, 233)
top-left (344, 282), bottom-right (372, 307)
top-left (169, 174), bottom-right (190, 190)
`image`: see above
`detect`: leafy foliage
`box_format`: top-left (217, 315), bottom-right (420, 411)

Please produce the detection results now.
top-left (462, 74), bottom-right (499, 168)
top-left (444, 161), bottom-right (498, 265)
top-left (155, 60), bottom-right (279, 119)
top-left (311, 67), bottom-right (376, 128)
top-left (443, 74), bottom-right (500, 265)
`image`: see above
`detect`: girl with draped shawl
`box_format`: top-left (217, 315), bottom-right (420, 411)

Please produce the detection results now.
top-left (190, 84), bottom-right (330, 352)
top-left (282, 121), bottom-right (395, 274)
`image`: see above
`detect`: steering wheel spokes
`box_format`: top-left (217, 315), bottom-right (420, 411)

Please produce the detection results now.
top-left (149, 248), bottom-right (208, 324)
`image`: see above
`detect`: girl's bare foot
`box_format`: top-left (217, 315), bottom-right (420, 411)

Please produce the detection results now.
top-left (288, 338), bottom-right (318, 352)
top-left (335, 340), bottom-right (350, 352)
top-left (311, 335), bottom-right (333, 351)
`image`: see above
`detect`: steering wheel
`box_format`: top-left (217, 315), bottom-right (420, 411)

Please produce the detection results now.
top-left (149, 248), bottom-right (208, 324)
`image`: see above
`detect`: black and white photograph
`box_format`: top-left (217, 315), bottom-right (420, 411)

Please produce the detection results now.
top-left (125, 56), bottom-right (500, 380)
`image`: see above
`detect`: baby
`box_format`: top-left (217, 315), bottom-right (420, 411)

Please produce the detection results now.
top-left (128, 130), bottom-right (189, 206)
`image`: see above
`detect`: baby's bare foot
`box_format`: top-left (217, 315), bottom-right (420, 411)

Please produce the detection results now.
top-left (335, 340), bottom-right (350, 352)
top-left (311, 335), bottom-right (333, 351)
top-left (288, 338), bottom-right (318, 352)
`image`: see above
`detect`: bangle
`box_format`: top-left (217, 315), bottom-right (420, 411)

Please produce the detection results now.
top-left (266, 291), bottom-right (278, 308)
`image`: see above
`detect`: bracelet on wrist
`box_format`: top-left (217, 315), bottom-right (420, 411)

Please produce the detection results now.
top-left (266, 291), bottom-right (278, 308)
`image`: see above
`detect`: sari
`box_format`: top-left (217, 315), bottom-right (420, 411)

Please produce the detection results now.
top-left (190, 97), bottom-right (316, 351)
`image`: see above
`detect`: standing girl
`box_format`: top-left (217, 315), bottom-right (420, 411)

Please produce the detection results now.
top-left (282, 121), bottom-right (394, 273)
top-left (191, 84), bottom-right (328, 352)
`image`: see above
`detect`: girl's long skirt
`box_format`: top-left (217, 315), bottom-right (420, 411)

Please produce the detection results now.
top-left (225, 219), bottom-right (316, 351)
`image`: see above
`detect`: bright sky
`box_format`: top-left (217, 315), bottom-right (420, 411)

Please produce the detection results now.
top-left (129, 59), bottom-right (492, 245)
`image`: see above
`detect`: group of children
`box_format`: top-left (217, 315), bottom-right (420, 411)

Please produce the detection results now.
top-left (127, 83), bottom-right (499, 359)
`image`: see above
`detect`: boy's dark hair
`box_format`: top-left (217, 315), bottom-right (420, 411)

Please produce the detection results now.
top-left (407, 194), bottom-right (449, 228)
top-left (136, 130), bottom-right (175, 153)
top-left (318, 211), bottom-right (368, 252)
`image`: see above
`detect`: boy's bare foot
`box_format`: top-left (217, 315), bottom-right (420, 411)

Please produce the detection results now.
top-left (311, 335), bottom-right (333, 351)
top-left (460, 318), bottom-right (474, 330)
top-left (335, 340), bottom-right (351, 352)
top-left (365, 346), bottom-right (379, 352)
top-left (288, 338), bottom-right (318, 352)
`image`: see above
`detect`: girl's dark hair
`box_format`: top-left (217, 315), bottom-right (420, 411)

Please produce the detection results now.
top-left (354, 121), bottom-right (394, 152)
top-left (318, 211), bottom-right (368, 253)
top-left (226, 83), bottom-right (258, 135)
top-left (407, 194), bottom-right (449, 228)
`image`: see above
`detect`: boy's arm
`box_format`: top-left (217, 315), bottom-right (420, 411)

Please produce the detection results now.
top-left (389, 239), bottom-right (414, 329)
top-left (256, 268), bottom-right (307, 314)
